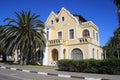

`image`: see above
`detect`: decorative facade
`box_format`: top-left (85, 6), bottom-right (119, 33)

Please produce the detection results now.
top-left (43, 7), bottom-right (103, 65)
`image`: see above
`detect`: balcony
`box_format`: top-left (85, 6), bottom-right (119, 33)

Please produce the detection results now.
top-left (48, 39), bottom-right (66, 45)
top-left (78, 37), bottom-right (92, 43)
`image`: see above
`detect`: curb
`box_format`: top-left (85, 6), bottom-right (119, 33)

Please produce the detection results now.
top-left (0, 66), bottom-right (110, 80)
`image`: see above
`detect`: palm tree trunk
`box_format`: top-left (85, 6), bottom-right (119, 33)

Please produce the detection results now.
top-left (20, 51), bottom-right (24, 65)
top-left (27, 52), bottom-right (31, 65)
top-left (20, 56), bottom-right (24, 65)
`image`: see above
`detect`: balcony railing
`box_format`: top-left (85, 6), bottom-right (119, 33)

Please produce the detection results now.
top-left (48, 39), bottom-right (66, 45)
top-left (78, 37), bottom-right (92, 43)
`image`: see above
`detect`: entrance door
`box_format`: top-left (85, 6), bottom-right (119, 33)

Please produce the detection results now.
top-left (52, 49), bottom-right (58, 61)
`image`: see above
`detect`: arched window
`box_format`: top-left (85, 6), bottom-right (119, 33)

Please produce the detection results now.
top-left (71, 48), bottom-right (83, 60)
top-left (62, 17), bottom-right (64, 22)
top-left (56, 18), bottom-right (59, 23)
top-left (83, 29), bottom-right (90, 37)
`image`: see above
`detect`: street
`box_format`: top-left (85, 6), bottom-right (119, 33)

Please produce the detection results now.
top-left (0, 68), bottom-right (83, 80)
top-left (0, 73), bottom-right (22, 80)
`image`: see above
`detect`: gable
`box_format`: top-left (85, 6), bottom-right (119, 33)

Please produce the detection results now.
top-left (57, 7), bottom-right (79, 25)
top-left (45, 11), bottom-right (56, 27)
top-left (45, 7), bottom-right (79, 28)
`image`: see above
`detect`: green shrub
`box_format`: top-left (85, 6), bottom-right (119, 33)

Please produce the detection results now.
top-left (57, 58), bottom-right (120, 75)
top-left (57, 59), bottom-right (70, 71)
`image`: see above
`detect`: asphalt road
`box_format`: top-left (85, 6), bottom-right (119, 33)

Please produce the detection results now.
top-left (0, 73), bottom-right (22, 80)
top-left (0, 68), bottom-right (83, 80)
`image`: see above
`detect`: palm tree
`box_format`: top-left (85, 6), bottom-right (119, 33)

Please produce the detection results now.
top-left (0, 25), bottom-right (7, 62)
top-left (0, 25), bottom-right (4, 53)
top-left (1, 11), bottom-right (46, 64)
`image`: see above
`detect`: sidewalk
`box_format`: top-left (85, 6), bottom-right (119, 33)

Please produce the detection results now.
top-left (0, 63), bottom-right (120, 80)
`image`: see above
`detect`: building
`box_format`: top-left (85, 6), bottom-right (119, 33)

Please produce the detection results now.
top-left (13, 7), bottom-right (103, 65)
top-left (43, 7), bottom-right (103, 65)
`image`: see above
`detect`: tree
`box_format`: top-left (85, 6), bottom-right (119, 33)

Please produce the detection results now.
top-left (0, 25), bottom-right (7, 62)
top-left (0, 25), bottom-right (4, 54)
top-left (1, 11), bottom-right (46, 64)
top-left (104, 26), bottom-right (120, 58)
top-left (114, 0), bottom-right (120, 25)
top-left (104, 0), bottom-right (120, 58)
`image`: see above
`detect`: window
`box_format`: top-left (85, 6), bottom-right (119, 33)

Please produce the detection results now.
top-left (69, 29), bottom-right (74, 39)
top-left (58, 32), bottom-right (62, 39)
top-left (62, 17), bottom-right (64, 21)
top-left (56, 18), bottom-right (59, 23)
top-left (93, 30), bottom-right (95, 39)
top-left (47, 31), bottom-right (49, 40)
top-left (92, 48), bottom-right (94, 58)
top-left (97, 50), bottom-right (99, 59)
top-left (96, 33), bottom-right (99, 41)
top-left (63, 49), bottom-right (66, 59)
top-left (51, 20), bottom-right (53, 24)
top-left (83, 29), bottom-right (90, 37)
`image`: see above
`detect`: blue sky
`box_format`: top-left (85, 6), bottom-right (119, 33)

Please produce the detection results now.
top-left (0, 0), bottom-right (118, 46)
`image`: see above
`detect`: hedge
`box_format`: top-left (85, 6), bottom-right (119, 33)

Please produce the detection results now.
top-left (57, 58), bottom-right (120, 75)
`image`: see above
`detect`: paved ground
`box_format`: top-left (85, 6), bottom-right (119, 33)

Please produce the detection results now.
top-left (0, 73), bottom-right (22, 80)
top-left (0, 68), bottom-right (82, 80)
top-left (0, 63), bottom-right (120, 80)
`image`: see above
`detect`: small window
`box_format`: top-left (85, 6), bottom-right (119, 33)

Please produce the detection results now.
top-left (51, 20), bottom-right (53, 24)
top-left (56, 18), bottom-right (59, 23)
top-left (58, 32), bottom-right (62, 39)
top-left (62, 17), bottom-right (64, 21)
top-left (69, 29), bottom-right (74, 39)
top-left (83, 29), bottom-right (90, 37)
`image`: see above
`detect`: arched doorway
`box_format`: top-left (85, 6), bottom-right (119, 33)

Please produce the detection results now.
top-left (52, 49), bottom-right (58, 61)
top-left (71, 48), bottom-right (83, 60)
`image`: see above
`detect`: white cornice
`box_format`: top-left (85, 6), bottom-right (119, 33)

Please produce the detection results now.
top-left (80, 21), bottom-right (99, 31)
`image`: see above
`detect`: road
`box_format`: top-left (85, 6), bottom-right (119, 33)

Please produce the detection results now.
top-left (0, 73), bottom-right (22, 80)
top-left (0, 68), bottom-right (83, 80)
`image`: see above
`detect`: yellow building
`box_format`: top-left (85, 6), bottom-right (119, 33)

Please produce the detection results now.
top-left (43, 7), bottom-right (103, 65)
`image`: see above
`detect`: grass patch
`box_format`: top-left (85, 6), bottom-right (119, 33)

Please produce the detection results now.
top-left (0, 61), bottom-right (57, 69)
top-left (22, 65), bottom-right (57, 69)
